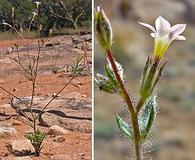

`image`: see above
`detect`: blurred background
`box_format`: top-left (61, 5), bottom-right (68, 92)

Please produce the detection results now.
top-left (94, 0), bottom-right (195, 160)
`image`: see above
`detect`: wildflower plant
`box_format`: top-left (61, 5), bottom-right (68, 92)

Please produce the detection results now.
top-left (95, 7), bottom-right (186, 160)
top-left (0, 2), bottom-right (83, 156)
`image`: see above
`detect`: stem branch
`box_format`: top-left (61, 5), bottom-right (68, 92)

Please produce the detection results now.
top-left (106, 49), bottom-right (142, 160)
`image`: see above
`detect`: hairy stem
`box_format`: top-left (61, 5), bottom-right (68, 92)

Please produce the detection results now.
top-left (106, 49), bottom-right (142, 160)
top-left (135, 142), bottom-right (142, 160)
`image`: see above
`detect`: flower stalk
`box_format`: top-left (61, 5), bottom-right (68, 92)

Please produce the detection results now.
top-left (106, 48), bottom-right (142, 160)
top-left (95, 6), bottom-right (186, 160)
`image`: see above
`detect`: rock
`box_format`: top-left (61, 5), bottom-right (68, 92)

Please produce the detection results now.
top-left (65, 92), bottom-right (82, 99)
top-left (7, 139), bottom-right (34, 156)
top-left (39, 112), bottom-right (59, 127)
top-left (0, 124), bottom-right (17, 138)
top-left (5, 156), bottom-right (33, 160)
top-left (81, 35), bottom-right (92, 42)
top-left (50, 154), bottom-right (71, 160)
top-left (48, 125), bottom-right (68, 135)
top-left (59, 118), bottom-right (91, 133)
top-left (12, 120), bottom-right (22, 126)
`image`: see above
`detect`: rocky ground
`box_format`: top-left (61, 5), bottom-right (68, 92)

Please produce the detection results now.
top-left (0, 34), bottom-right (92, 160)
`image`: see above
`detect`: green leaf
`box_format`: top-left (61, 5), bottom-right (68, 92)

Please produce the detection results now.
top-left (26, 130), bottom-right (46, 145)
top-left (95, 73), bottom-right (117, 94)
top-left (139, 95), bottom-right (157, 140)
top-left (105, 58), bottom-right (125, 82)
top-left (104, 62), bottom-right (119, 89)
top-left (115, 113), bottom-right (133, 140)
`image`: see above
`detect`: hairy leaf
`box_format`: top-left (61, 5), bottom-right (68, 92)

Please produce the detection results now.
top-left (95, 73), bottom-right (117, 94)
top-left (116, 113), bottom-right (133, 140)
top-left (105, 58), bottom-right (125, 83)
top-left (139, 95), bottom-right (157, 140)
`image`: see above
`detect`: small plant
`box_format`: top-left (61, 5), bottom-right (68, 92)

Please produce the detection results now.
top-left (0, 2), bottom-right (83, 156)
top-left (26, 130), bottom-right (46, 156)
top-left (49, 50), bottom-right (60, 74)
top-left (95, 6), bottom-right (186, 160)
top-left (66, 56), bottom-right (87, 76)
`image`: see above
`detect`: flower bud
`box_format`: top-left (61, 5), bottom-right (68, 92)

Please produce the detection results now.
top-left (95, 6), bottom-right (112, 50)
top-left (140, 57), bottom-right (165, 101)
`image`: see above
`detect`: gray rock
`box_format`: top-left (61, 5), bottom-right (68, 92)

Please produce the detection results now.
top-left (0, 124), bottom-right (17, 138)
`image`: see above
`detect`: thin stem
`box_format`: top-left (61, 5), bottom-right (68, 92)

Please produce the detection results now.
top-left (35, 74), bottom-right (76, 121)
top-left (106, 49), bottom-right (142, 160)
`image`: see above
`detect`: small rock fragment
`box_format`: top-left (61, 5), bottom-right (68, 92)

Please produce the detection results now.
top-left (48, 125), bottom-right (68, 135)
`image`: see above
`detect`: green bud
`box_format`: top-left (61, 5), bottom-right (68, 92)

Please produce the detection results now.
top-left (95, 6), bottom-right (112, 50)
top-left (140, 57), bottom-right (164, 101)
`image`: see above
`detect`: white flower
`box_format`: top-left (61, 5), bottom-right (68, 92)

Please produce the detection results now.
top-left (35, 1), bottom-right (41, 9)
top-left (139, 16), bottom-right (186, 59)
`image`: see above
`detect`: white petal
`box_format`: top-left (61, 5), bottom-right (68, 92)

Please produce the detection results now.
top-left (155, 16), bottom-right (171, 34)
top-left (150, 33), bottom-right (155, 38)
top-left (170, 24), bottom-right (186, 37)
top-left (138, 22), bottom-right (156, 33)
top-left (174, 35), bottom-right (186, 40)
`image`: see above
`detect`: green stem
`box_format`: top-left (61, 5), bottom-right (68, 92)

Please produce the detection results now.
top-left (106, 49), bottom-right (142, 160)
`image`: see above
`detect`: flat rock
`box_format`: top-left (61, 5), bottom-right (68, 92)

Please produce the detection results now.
top-left (48, 125), bottom-right (68, 135)
top-left (7, 139), bottom-right (34, 156)
top-left (11, 96), bottom-right (92, 133)
top-left (4, 156), bottom-right (33, 160)
top-left (0, 124), bottom-right (17, 138)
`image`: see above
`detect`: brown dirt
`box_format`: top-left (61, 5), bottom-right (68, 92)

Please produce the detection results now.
top-left (0, 35), bottom-right (92, 160)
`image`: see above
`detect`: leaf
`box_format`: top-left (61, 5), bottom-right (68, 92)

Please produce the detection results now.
top-left (115, 113), bottom-right (133, 140)
top-left (105, 58), bottom-right (125, 83)
top-left (104, 62), bottom-right (119, 89)
top-left (139, 95), bottom-right (157, 140)
top-left (95, 73), bottom-right (117, 94)
top-left (95, 58), bottom-right (125, 95)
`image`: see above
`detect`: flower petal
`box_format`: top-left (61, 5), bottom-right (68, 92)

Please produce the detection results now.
top-left (174, 35), bottom-right (186, 40)
top-left (138, 22), bottom-right (156, 33)
top-left (170, 24), bottom-right (186, 37)
top-left (150, 33), bottom-right (155, 38)
top-left (155, 16), bottom-right (171, 34)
